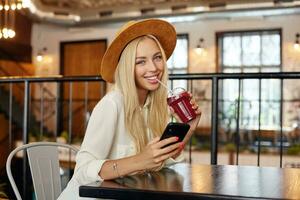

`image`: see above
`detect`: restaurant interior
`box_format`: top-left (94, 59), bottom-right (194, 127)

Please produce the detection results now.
top-left (1, 0), bottom-right (300, 199)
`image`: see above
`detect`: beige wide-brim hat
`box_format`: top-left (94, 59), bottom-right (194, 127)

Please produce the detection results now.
top-left (100, 18), bottom-right (177, 83)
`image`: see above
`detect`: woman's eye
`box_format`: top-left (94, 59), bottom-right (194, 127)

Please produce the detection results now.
top-left (154, 55), bottom-right (162, 61)
top-left (136, 60), bottom-right (145, 65)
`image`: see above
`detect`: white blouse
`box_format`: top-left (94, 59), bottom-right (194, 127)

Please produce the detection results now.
top-left (58, 89), bottom-right (185, 200)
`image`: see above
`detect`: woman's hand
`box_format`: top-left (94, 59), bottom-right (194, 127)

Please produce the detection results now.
top-left (136, 136), bottom-right (183, 172)
top-left (170, 92), bottom-right (201, 132)
top-left (187, 93), bottom-right (201, 132)
top-left (99, 137), bottom-right (183, 180)
top-left (170, 92), bottom-right (201, 145)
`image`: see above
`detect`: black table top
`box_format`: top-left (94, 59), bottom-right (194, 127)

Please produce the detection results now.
top-left (79, 163), bottom-right (300, 200)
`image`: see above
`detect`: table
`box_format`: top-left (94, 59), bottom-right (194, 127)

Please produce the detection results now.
top-left (79, 163), bottom-right (300, 199)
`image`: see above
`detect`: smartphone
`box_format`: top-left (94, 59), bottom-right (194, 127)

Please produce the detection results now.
top-left (160, 122), bottom-right (190, 147)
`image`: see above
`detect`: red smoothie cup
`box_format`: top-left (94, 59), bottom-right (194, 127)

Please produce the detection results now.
top-left (167, 88), bottom-right (197, 123)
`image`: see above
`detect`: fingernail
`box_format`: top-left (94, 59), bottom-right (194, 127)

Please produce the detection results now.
top-left (175, 137), bottom-right (179, 141)
top-left (180, 142), bottom-right (185, 149)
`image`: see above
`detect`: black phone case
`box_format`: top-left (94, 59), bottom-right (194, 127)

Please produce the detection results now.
top-left (160, 122), bottom-right (190, 143)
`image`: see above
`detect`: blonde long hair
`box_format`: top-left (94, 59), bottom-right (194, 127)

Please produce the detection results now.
top-left (114, 35), bottom-right (169, 153)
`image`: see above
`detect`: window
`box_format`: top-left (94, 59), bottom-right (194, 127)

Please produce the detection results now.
top-left (218, 30), bottom-right (281, 130)
top-left (167, 34), bottom-right (189, 90)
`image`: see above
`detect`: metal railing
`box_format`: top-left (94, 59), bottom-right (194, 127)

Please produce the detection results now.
top-left (1, 72), bottom-right (300, 198)
top-left (168, 72), bottom-right (300, 166)
top-left (0, 75), bottom-right (105, 199)
top-left (1, 73), bottom-right (300, 162)
top-left (0, 56), bottom-right (56, 130)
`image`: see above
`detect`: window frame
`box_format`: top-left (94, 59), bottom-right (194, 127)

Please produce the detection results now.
top-left (167, 33), bottom-right (189, 90)
top-left (216, 29), bottom-right (282, 72)
top-left (216, 29), bottom-right (283, 130)
top-left (167, 33), bottom-right (189, 74)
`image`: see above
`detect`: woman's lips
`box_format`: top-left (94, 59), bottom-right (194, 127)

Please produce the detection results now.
top-left (145, 75), bottom-right (159, 84)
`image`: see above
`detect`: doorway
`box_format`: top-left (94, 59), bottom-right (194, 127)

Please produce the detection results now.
top-left (59, 39), bottom-right (107, 140)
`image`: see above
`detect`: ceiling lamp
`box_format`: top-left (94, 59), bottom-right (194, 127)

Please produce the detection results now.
top-left (195, 38), bottom-right (205, 55)
top-left (0, 0), bottom-right (25, 39)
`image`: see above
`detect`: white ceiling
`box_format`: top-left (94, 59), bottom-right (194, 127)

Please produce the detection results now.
top-left (24, 0), bottom-right (300, 26)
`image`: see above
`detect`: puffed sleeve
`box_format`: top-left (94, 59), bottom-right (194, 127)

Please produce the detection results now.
top-left (73, 96), bottom-right (118, 184)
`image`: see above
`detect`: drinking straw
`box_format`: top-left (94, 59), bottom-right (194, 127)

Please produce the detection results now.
top-left (156, 78), bottom-right (174, 95)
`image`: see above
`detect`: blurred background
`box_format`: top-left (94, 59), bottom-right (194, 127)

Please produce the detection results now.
top-left (1, 0), bottom-right (300, 199)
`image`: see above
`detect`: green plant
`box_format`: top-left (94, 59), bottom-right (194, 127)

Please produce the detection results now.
top-left (194, 141), bottom-right (210, 151)
top-left (219, 99), bottom-right (239, 142)
top-left (249, 148), bottom-right (256, 153)
top-left (190, 136), bottom-right (198, 146)
top-left (239, 145), bottom-right (249, 153)
top-left (260, 147), bottom-right (269, 154)
top-left (287, 145), bottom-right (300, 155)
top-left (225, 143), bottom-right (236, 152)
top-left (59, 131), bottom-right (83, 144)
top-left (60, 131), bottom-right (69, 141)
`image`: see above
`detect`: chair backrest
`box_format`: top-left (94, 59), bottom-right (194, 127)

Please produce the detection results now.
top-left (6, 142), bottom-right (79, 200)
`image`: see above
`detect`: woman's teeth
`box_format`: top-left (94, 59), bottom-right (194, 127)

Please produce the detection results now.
top-left (146, 76), bottom-right (157, 80)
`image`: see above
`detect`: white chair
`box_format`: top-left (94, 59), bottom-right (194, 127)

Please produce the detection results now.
top-left (6, 142), bottom-right (79, 200)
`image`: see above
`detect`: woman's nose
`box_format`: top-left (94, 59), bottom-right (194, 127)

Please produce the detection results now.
top-left (148, 60), bottom-right (157, 71)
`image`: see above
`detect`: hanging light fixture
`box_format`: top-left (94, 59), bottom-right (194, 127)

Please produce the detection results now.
top-left (36, 47), bottom-right (47, 62)
top-left (195, 38), bottom-right (205, 55)
top-left (0, 0), bottom-right (25, 39)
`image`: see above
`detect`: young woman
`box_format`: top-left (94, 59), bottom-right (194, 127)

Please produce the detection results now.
top-left (58, 18), bottom-right (201, 199)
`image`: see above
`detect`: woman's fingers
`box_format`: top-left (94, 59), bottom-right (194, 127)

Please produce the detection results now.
top-left (188, 93), bottom-right (200, 112)
top-left (195, 107), bottom-right (202, 115)
top-left (190, 99), bottom-right (198, 107)
top-left (171, 143), bottom-right (185, 159)
top-left (188, 95), bottom-right (201, 115)
top-left (152, 141), bottom-right (183, 164)
top-left (192, 104), bottom-right (199, 110)
top-left (159, 141), bottom-right (182, 155)
top-left (154, 144), bottom-right (183, 163)
top-left (154, 136), bottom-right (179, 149)
top-left (148, 136), bottom-right (160, 145)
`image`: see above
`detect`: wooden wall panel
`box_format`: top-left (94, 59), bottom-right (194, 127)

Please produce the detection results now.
top-left (0, 12), bottom-right (32, 62)
top-left (0, 114), bottom-right (9, 170)
top-left (60, 40), bottom-right (107, 138)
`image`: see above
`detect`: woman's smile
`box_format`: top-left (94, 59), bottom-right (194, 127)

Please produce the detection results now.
top-left (135, 37), bottom-right (164, 98)
top-left (144, 74), bottom-right (160, 84)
